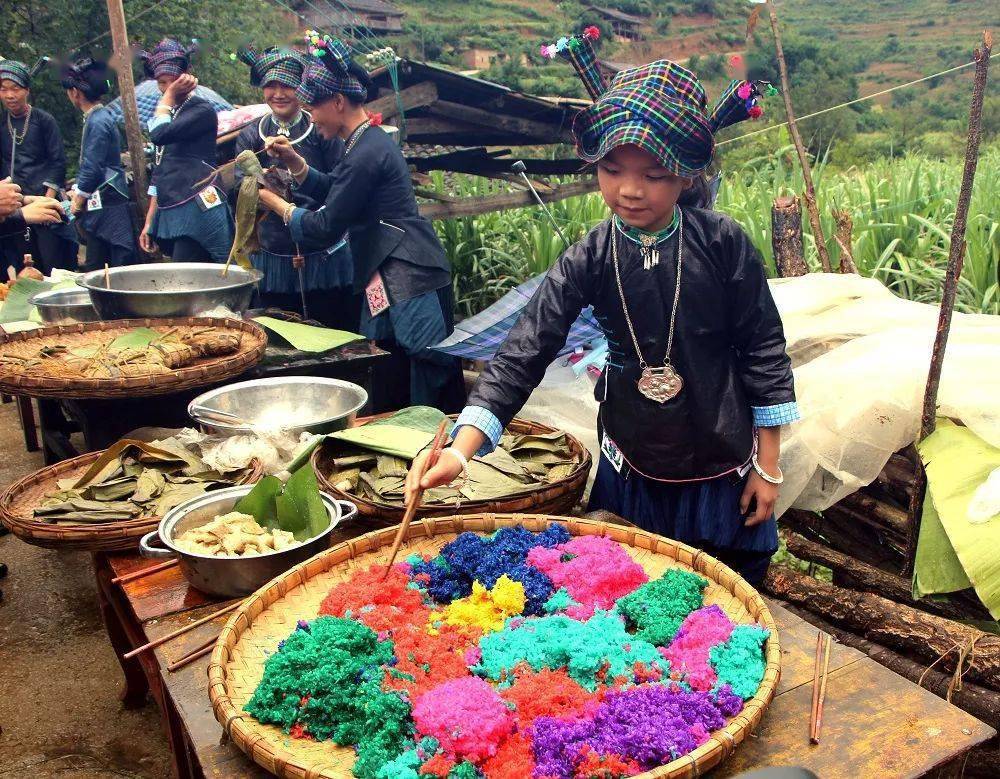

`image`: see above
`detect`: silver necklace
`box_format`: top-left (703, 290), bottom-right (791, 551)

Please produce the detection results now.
top-left (257, 111), bottom-right (313, 145)
top-left (611, 210), bottom-right (685, 404)
top-left (153, 97), bottom-right (190, 166)
top-left (344, 120), bottom-right (371, 155)
top-left (6, 106), bottom-right (30, 144)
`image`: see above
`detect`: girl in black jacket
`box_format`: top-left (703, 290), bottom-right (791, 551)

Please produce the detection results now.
top-left (408, 55), bottom-right (798, 586)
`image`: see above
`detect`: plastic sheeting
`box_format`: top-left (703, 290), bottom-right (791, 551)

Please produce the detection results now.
top-left (520, 273), bottom-right (1000, 516)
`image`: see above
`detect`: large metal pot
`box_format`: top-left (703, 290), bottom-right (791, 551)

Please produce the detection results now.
top-left (78, 262), bottom-right (262, 320)
top-left (139, 484), bottom-right (356, 598)
top-left (188, 377), bottom-right (368, 437)
top-left (28, 288), bottom-right (101, 324)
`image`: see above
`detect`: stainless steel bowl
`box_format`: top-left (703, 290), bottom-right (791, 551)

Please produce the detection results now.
top-left (78, 262), bottom-right (262, 320)
top-left (188, 377), bottom-right (368, 437)
top-left (138, 484), bottom-right (357, 598)
top-left (28, 287), bottom-right (100, 324)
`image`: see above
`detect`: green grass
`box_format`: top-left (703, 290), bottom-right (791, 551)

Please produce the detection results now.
top-left (433, 147), bottom-right (1000, 317)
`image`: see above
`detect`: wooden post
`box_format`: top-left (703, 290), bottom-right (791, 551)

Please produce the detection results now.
top-left (106, 0), bottom-right (149, 217)
top-left (904, 31), bottom-right (992, 574)
top-left (832, 209), bottom-right (858, 273)
top-left (766, 0), bottom-right (831, 272)
top-left (771, 195), bottom-right (807, 277)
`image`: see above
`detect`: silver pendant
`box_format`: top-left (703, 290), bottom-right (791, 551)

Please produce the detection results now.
top-left (277, 126), bottom-right (290, 137)
top-left (637, 365), bottom-right (683, 403)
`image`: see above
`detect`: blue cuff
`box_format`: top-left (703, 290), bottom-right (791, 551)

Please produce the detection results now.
top-left (147, 184), bottom-right (158, 197)
top-left (453, 405), bottom-right (503, 456)
top-left (147, 114), bottom-right (170, 132)
top-left (752, 402), bottom-right (801, 427)
top-left (288, 207), bottom-right (307, 244)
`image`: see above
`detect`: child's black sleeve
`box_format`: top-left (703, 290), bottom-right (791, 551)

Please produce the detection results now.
top-left (725, 221), bottom-right (796, 407)
top-left (465, 239), bottom-right (598, 428)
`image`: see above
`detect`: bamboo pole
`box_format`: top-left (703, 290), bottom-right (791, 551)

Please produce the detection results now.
top-left (904, 30), bottom-right (993, 574)
top-left (766, 0), bottom-right (831, 272)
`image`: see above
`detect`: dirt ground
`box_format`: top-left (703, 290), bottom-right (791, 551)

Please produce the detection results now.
top-left (0, 401), bottom-right (173, 778)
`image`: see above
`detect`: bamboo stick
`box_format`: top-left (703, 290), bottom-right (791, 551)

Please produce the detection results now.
top-left (809, 630), bottom-right (822, 742)
top-left (167, 634), bottom-right (217, 672)
top-left (766, 1), bottom-right (832, 272)
top-left (812, 634), bottom-right (832, 744)
top-left (111, 558), bottom-right (178, 585)
top-left (122, 601), bottom-right (240, 659)
top-left (905, 30), bottom-right (993, 575)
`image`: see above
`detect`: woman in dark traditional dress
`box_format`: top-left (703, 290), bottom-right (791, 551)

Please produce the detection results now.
top-left (137, 39), bottom-right (233, 262)
top-left (62, 57), bottom-right (136, 269)
top-left (0, 59), bottom-right (78, 273)
top-left (233, 44), bottom-right (357, 329)
top-left (256, 33), bottom-right (464, 412)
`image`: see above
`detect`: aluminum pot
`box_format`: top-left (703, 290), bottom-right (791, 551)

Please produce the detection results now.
top-left (78, 262), bottom-right (262, 320)
top-left (139, 484), bottom-right (356, 598)
top-left (28, 288), bottom-right (100, 324)
top-left (188, 377), bottom-right (368, 437)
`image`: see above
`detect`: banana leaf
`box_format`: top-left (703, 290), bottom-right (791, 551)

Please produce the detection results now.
top-left (252, 316), bottom-right (362, 353)
top-left (152, 483), bottom-right (213, 516)
top-left (330, 423), bottom-right (436, 460)
top-left (375, 455), bottom-right (408, 478)
top-left (274, 466), bottom-right (330, 541)
top-left (0, 278), bottom-right (52, 324)
top-left (132, 469), bottom-right (166, 503)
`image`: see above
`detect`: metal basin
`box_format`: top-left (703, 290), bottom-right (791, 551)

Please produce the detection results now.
top-left (188, 377), bottom-right (368, 437)
top-left (78, 262), bottom-right (262, 320)
top-left (28, 288), bottom-right (100, 324)
top-left (139, 484), bottom-right (357, 598)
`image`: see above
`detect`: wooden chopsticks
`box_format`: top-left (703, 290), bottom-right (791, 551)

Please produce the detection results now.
top-left (123, 601), bottom-right (241, 660)
top-left (810, 631), bottom-right (833, 744)
top-left (167, 634), bottom-right (218, 672)
top-left (382, 420), bottom-right (450, 578)
top-left (111, 558), bottom-right (179, 585)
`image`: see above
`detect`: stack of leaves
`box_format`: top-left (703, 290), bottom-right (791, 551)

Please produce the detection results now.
top-left (322, 407), bottom-right (581, 506)
top-left (0, 326), bottom-right (240, 380)
top-left (232, 465), bottom-right (331, 542)
top-left (33, 438), bottom-right (256, 524)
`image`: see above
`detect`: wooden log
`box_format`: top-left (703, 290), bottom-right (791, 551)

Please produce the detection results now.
top-left (426, 100), bottom-right (575, 144)
top-left (832, 208), bottom-right (859, 273)
top-left (771, 195), bottom-right (808, 277)
top-left (780, 601), bottom-right (1000, 729)
top-left (366, 81), bottom-right (438, 122)
top-left (782, 508), bottom-right (904, 569)
top-left (784, 532), bottom-right (989, 621)
top-left (419, 177), bottom-right (599, 220)
top-left (965, 743), bottom-right (1000, 778)
top-left (764, 566), bottom-right (1000, 690)
top-left (838, 490), bottom-right (911, 537)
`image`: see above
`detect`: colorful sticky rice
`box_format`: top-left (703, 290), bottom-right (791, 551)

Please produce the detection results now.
top-left (661, 605), bottom-right (736, 691)
top-left (475, 611), bottom-right (666, 691)
top-left (430, 575), bottom-right (526, 635)
top-left (244, 524), bottom-right (770, 778)
top-left (615, 568), bottom-right (708, 646)
top-left (527, 535), bottom-right (648, 619)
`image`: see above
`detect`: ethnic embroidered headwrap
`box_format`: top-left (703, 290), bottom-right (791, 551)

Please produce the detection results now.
top-left (59, 57), bottom-right (110, 97)
top-left (540, 26), bottom-right (606, 101)
top-left (237, 44), bottom-right (306, 89)
top-left (138, 38), bottom-right (197, 79)
top-left (0, 60), bottom-right (32, 89)
top-left (296, 31), bottom-right (367, 105)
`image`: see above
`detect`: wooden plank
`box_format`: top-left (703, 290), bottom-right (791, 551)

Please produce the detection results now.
top-left (365, 81), bottom-right (438, 122)
top-left (426, 99), bottom-right (574, 144)
top-left (420, 177), bottom-right (599, 220)
top-left (717, 656), bottom-right (994, 778)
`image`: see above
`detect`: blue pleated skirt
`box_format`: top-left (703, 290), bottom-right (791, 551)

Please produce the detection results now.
top-left (587, 453), bottom-right (778, 584)
top-left (251, 241), bottom-right (353, 294)
top-left (151, 199), bottom-right (234, 263)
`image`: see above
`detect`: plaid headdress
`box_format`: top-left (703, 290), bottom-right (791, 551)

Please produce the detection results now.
top-left (296, 31), bottom-right (367, 105)
top-left (138, 38), bottom-right (197, 79)
top-left (0, 60), bottom-right (32, 89)
top-left (59, 57), bottom-right (109, 96)
top-left (540, 26), bottom-right (606, 101)
top-left (709, 78), bottom-right (774, 132)
top-left (237, 44), bottom-right (306, 89)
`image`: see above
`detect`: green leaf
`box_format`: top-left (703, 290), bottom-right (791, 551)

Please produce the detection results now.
top-left (274, 466), bottom-right (329, 541)
top-left (0, 278), bottom-right (53, 324)
top-left (368, 406), bottom-right (451, 435)
top-left (234, 475), bottom-right (284, 530)
top-left (331, 423), bottom-right (436, 460)
top-left (252, 316), bottom-right (363, 352)
top-left (108, 327), bottom-right (162, 352)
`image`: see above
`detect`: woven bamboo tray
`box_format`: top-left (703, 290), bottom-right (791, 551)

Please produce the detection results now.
top-left (312, 417), bottom-right (592, 525)
top-left (0, 451), bottom-right (264, 552)
top-left (0, 317), bottom-right (267, 399)
top-left (208, 514), bottom-right (780, 779)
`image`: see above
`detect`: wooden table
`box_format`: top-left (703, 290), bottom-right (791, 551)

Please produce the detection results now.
top-left (93, 548), bottom-right (995, 779)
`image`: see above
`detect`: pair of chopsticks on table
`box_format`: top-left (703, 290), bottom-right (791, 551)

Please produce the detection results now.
top-left (810, 631), bottom-right (833, 744)
top-left (111, 560), bottom-right (237, 672)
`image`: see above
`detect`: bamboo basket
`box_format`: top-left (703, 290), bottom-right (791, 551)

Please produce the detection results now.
top-left (208, 514), bottom-right (780, 779)
top-left (0, 452), bottom-right (264, 552)
top-left (0, 317), bottom-right (267, 399)
top-left (312, 417), bottom-right (592, 525)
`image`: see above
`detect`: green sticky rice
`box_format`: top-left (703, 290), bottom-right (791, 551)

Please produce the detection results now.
top-left (615, 568), bottom-right (707, 646)
top-left (710, 624), bottom-right (770, 700)
top-left (543, 587), bottom-right (578, 614)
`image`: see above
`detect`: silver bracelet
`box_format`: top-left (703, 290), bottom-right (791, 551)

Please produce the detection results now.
top-left (441, 447), bottom-right (470, 486)
top-left (752, 455), bottom-right (783, 485)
